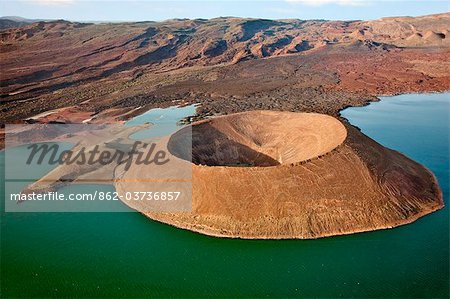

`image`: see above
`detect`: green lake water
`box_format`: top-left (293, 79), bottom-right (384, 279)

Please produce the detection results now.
top-left (1, 94), bottom-right (449, 298)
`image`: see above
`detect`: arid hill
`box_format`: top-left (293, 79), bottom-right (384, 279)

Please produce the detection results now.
top-left (0, 16), bottom-right (36, 30)
top-left (0, 13), bottom-right (449, 126)
top-left (115, 111), bottom-right (443, 239)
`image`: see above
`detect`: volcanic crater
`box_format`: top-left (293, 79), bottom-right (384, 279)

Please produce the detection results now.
top-left (116, 110), bottom-right (444, 239)
top-left (169, 111), bottom-right (347, 167)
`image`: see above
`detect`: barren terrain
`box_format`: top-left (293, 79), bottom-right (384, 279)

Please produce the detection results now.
top-left (1, 13), bottom-right (449, 126)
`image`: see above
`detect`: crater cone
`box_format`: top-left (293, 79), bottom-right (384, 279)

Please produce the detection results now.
top-left (116, 111), bottom-right (444, 239)
top-left (169, 110), bottom-right (347, 167)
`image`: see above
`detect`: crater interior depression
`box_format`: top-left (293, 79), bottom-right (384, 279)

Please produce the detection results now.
top-left (169, 111), bottom-right (347, 167)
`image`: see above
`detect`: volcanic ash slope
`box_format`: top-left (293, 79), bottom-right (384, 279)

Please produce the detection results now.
top-left (115, 111), bottom-right (443, 239)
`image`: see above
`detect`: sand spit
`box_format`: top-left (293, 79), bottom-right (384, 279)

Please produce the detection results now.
top-left (11, 124), bottom-right (151, 193)
top-left (115, 111), bottom-right (444, 239)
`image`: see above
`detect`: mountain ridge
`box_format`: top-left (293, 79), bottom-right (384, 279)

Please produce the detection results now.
top-left (0, 13), bottom-right (449, 126)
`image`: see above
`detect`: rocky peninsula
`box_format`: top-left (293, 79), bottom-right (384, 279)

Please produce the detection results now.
top-left (115, 111), bottom-right (443, 239)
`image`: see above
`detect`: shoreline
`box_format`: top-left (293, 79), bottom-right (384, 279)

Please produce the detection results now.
top-left (140, 200), bottom-right (444, 240)
top-left (3, 93), bottom-right (448, 239)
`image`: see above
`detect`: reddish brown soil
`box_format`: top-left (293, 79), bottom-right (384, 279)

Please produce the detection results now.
top-left (0, 13), bottom-right (449, 125)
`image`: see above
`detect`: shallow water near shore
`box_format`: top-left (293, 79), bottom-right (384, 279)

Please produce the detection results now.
top-left (1, 93), bottom-right (449, 297)
top-left (125, 104), bottom-right (197, 139)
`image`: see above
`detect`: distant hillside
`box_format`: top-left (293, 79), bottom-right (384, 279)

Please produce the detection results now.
top-left (0, 13), bottom-right (448, 124)
top-left (0, 16), bottom-right (42, 29)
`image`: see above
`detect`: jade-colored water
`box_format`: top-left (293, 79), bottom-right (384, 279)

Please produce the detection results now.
top-left (1, 94), bottom-right (449, 298)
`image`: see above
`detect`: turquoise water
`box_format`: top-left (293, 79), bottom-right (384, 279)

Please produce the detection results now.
top-left (1, 94), bottom-right (449, 298)
top-left (125, 104), bottom-right (197, 139)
